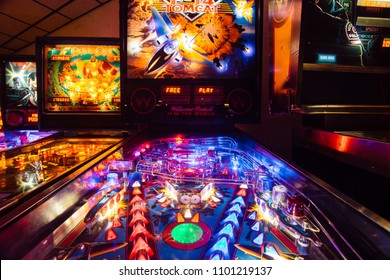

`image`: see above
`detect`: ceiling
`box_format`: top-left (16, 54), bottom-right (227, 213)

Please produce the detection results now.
top-left (0, 0), bottom-right (113, 56)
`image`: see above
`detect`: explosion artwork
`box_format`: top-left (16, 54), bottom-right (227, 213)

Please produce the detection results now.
top-left (126, 0), bottom-right (256, 79)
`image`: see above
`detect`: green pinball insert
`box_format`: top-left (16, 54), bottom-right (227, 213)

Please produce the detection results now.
top-left (171, 223), bottom-right (203, 244)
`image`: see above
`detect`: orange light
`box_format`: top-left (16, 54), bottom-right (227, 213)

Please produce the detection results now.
top-left (112, 217), bottom-right (123, 228)
top-left (191, 213), bottom-right (200, 223)
top-left (118, 207), bottom-right (127, 217)
top-left (105, 228), bottom-right (118, 241)
top-left (165, 87), bottom-right (181, 94)
top-left (197, 87), bottom-right (214, 94)
top-left (129, 223), bottom-right (151, 241)
top-left (337, 135), bottom-right (351, 152)
top-left (137, 254), bottom-right (147, 260)
top-left (382, 38), bottom-right (390, 48)
top-left (177, 213), bottom-right (185, 223)
top-left (128, 195), bottom-right (145, 206)
top-left (101, 205), bottom-right (107, 217)
top-left (175, 137), bottom-right (183, 144)
top-left (160, 200), bottom-right (171, 208)
top-left (129, 211), bottom-right (149, 226)
top-left (132, 187), bottom-right (142, 195)
top-left (129, 237), bottom-right (154, 259)
top-left (236, 188), bottom-right (247, 197)
top-left (129, 203), bottom-right (147, 215)
top-left (359, 0), bottom-right (390, 8)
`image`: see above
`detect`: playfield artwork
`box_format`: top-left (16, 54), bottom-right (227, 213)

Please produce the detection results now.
top-left (43, 44), bottom-right (121, 112)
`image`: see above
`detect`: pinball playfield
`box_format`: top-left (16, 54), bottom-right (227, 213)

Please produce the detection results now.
top-left (30, 133), bottom-right (352, 260)
top-left (0, 137), bottom-right (123, 208)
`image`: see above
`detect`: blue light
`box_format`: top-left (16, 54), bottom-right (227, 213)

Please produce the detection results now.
top-left (221, 212), bottom-right (240, 228)
top-left (252, 233), bottom-right (264, 246)
top-left (107, 173), bottom-right (118, 186)
top-left (248, 212), bottom-right (257, 220)
top-left (206, 237), bottom-right (230, 259)
top-left (264, 244), bottom-right (279, 259)
top-left (214, 223), bottom-right (235, 242)
top-left (210, 254), bottom-right (221, 260)
top-left (243, 42), bottom-right (255, 58)
top-left (216, 60), bottom-right (228, 73)
top-left (230, 196), bottom-right (245, 207)
top-left (226, 203), bottom-right (243, 217)
top-left (251, 221), bottom-right (261, 232)
top-left (134, 151), bottom-right (141, 157)
top-left (317, 54), bottom-right (336, 64)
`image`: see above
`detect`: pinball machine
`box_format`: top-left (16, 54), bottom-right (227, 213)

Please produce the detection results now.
top-left (0, 58), bottom-right (63, 204)
top-left (0, 39), bottom-right (126, 223)
top-left (0, 0), bottom-right (389, 261)
top-left (0, 56), bottom-right (40, 131)
top-left (0, 56), bottom-right (59, 150)
top-left (268, 0), bottom-right (390, 221)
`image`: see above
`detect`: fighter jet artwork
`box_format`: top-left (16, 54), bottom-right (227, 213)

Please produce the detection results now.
top-left (144, 7), bottom-right (223, 76)
top-left (126, 1), bottom-right (256, 80)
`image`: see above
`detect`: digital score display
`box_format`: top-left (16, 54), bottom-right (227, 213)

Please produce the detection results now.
top-left (382, 38), bottom-right (390, 47)
top-left (161, 86), bottom-right (191, 104)
top-left (160, 86), bottom-right (225, 105)
top-left (162, 86), bottom-right (190, 95)
top-left (354, 0), bottom-right (390, 66)
top-left (358, 0), bottom-right (390, 8)
top-left (43, 44), bottom-right (120, 112)
top-left (194, 86), bottom-right (224, 104)
top-left (194, 86), bottom-right (223, 95)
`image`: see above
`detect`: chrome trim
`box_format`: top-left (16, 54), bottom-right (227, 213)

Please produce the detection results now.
top-left (303, 63), bottom-right (390, 74)
top-left (293, 127), bottom-right (390, 176)
top-left (282, 161), bottom-right (390, 233)
top-left (294, 104), bottom-right (390, 114)
top-left (356, 17), bottom-right (390, 28)
top-left (292, 127), bottom-right (390, 230)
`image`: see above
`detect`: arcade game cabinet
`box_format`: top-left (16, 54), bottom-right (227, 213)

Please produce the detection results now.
top-left (281, 0), bottom-right (390, 221)
top-left (0, 39), bottom-right (126, 222)
top-left (0, 56), bottom-right (57, 150)
top-left (0, 0), bottom-right (389, 260)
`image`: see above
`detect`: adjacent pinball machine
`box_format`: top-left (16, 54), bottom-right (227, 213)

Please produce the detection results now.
top-left (1, 56), bottom-right (40, 131)
top-left (0, 0), bottom-right (389, 261)
top-left (0, 57), bottom-right (71, 209)
top-left (35, 37), bottom-right (123, 131)
top-left (0, 56), bottom-right (58, 150)
top-left (0, 39), bottom-right (126, 233)
top-left (271, 0), bottom-right (390, 222)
